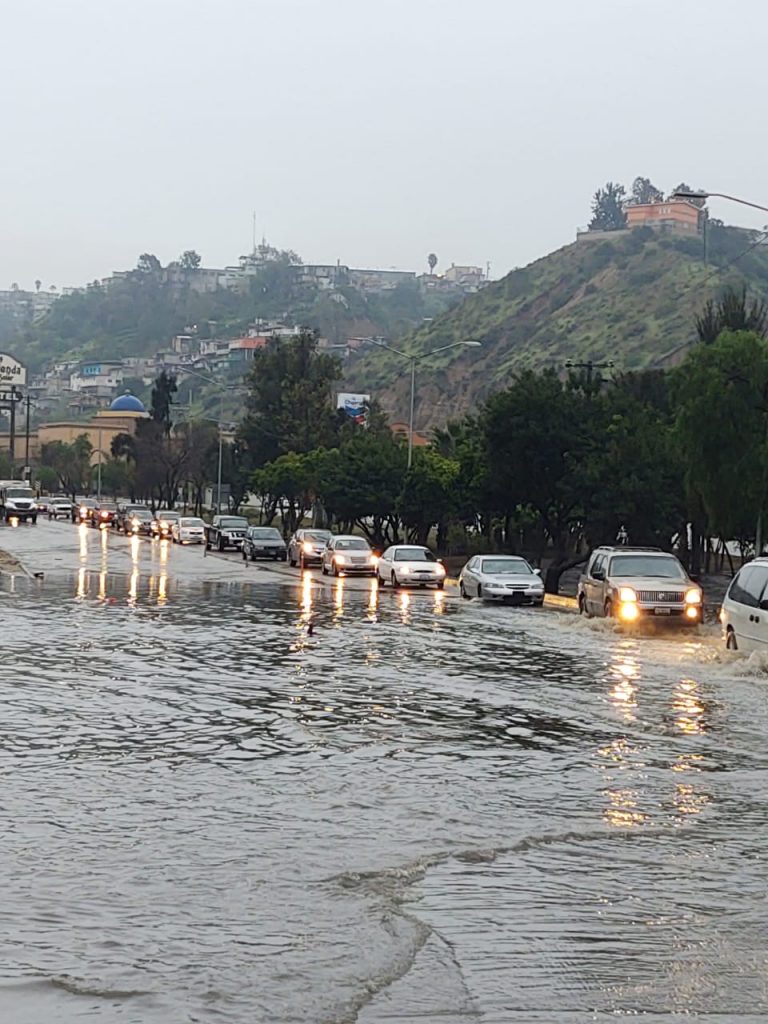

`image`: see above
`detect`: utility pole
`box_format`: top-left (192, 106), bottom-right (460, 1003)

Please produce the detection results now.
top-left (24, 393), bottom-right (31, 478)
top-left (564, 359), bottom-right (615, 385)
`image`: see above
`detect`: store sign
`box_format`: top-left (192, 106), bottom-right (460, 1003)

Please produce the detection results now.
top-left (337, 392), bottom-right (370, 426)
top-left (0, 353), bottom-right (27, 388)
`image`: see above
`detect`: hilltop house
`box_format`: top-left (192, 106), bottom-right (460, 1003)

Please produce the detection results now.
top-left (626, 200), bottom-right (701, 233)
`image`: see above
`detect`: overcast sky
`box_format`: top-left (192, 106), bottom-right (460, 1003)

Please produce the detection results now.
top-left (1, 0), bottom-right (766, 289)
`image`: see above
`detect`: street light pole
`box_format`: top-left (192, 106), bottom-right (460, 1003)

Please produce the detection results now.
top-left (216, 391), bottom-right (224, 513)
top-left (367, 339), bottom-right (482, 467)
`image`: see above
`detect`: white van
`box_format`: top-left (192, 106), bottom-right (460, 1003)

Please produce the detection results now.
top-left (720, 558), bottom-right (768, 651)
top-left (0, 482), bottom-right (37, 523)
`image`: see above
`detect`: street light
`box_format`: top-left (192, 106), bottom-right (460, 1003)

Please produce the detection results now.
top-left (177, 366), bottom-right (244, 513)
top-left (368, 339), bottom-right (481, 467)
top-left (671, 189), bottom-right (768, 216)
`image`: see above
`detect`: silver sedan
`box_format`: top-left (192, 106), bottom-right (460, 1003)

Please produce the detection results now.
top-left (459, 555), bottom-right (544, 605)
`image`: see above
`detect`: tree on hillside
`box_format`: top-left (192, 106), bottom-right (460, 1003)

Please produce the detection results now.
top-left (238, 329), bottom-right (342, 467)
top-left (150, 371), bottom-right (178, 435)
top-left (428, 253), bottom-right (438, 274)
top-left (696, 286), bottom-right (768, 344)
top-left (179, 250), bottom-right (202, 270)
top-left (589, 182), bottom-right (627, 231)
top-left (136, 253), bottom-right (162, 274)
top-left (627, 176), bottom-right (663, 206)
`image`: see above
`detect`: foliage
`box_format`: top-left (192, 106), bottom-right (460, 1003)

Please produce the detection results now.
top-left (399, 448), bottom-right (459, 545)
top-left (628, 176), bottom-right (663, 206)
top-left (238, 330), bottom-right (342, 467)
top-left (178, 250), bottom-right (201, 270)
top-left (695, 285), bottom-right (768, 344)
top-left (428, 253), bottom-right (438, 273)
top-left (39, 435), bottom-right (93, 497)
top-left (589, 182), bottom-right (627, 231)
top-left (150, 370), bottom-right (178, 434)
top-left (251, 452), bottom-right (315, 535)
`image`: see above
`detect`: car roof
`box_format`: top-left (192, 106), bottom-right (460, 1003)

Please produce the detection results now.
top-left (479, 554), bottom-right (526, 559)
top-left (333, 534), bottom-right (367, 541)
top-left (594, 546), bottom-right (664, 554)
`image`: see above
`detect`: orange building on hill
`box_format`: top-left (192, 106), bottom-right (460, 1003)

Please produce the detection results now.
top-left (626, 200), bottom-right (701, 233)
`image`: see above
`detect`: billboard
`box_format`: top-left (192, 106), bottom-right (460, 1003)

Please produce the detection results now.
top-left (337, 392), bottom-right (370, 426)
top-left (0, 353), bottom-right (27, 388)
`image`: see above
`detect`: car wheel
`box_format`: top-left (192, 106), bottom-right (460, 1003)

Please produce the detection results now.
top-left (391, 572), bottom-right (400, 589)
top-left (218, 538), bottom-right (224, 552)
top-left (333, 562), bottom-right (340, 577)
top-left (726, 629), bottom-right (738, 651)
top-left (242, 549), bottom-right (247, 561)
top-left (31, 517), bottom-right (37, 524)
top-left (321, 563), bottom-right (328, 575)
top-left (290, 556), bottom-right (296, 568)
top-left (578, 593), bottom-right (592, 618)
top-left (460, 582), bottom-right (470, 600)
top-left (477, 583), bottom-right (483, 600)
top-left (377, 571), bottom-right (386, 587)
top-left (604, 600), bottom-right (613, 619)
top-left (436, 580), bottom-right (444, 590)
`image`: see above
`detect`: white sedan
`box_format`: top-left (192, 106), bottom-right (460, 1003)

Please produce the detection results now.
top-left (171, 516), bottom-right (207, 544)
top-left (459, 555), bottom-right (544, 605)
top-left (377, 544), bottom-right (446, 589)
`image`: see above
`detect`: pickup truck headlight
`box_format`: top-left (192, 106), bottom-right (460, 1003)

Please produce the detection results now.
top-left (685, 589), bottom-right (702, 604)
top-left (619, 587), bottom-right (637, 603)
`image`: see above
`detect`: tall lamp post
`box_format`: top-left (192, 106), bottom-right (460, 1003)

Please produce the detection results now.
top-left (673, 188), bottom-right (768, 554)
top-left (368, 340), bottom-right (481, 467)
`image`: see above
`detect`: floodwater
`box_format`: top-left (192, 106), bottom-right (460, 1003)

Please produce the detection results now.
top-left (1, 538), bottom-right (768, 1021)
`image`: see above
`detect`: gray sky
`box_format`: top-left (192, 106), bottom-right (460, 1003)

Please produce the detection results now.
top-left (1, 0), bottom-right (766, 289)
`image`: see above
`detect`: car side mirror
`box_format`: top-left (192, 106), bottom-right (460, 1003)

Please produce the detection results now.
top-left (533, 567), bottom-right (542, 576)
top-left (760, 598), bottom-right (768, 612)
top-left (592, 569), bottom-right (605, 581)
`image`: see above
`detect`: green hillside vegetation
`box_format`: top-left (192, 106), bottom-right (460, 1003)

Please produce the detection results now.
top-left (346, 222), bottom-right (768, 428)
top-left (4, 253), bottom-right (458, 372)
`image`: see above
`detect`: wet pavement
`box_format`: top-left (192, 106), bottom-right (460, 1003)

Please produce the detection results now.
top-left (0, 520), bottom-right (767, 1022)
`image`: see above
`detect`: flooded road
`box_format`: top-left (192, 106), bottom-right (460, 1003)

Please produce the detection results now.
top-left (1, 522), bottom-right (767, 1022)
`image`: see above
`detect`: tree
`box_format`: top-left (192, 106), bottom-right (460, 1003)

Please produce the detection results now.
top-left (238, 330), bottom-right (342, 467)
top-left (136, 253), bottom-right (162, 274)
top-left (34, 279), bottom-right (41, 293)
top-left (179, 250), bottom-right (201, 270)
top-left (399, 448), bottom-right (459, 547)
top-left (589, 182), bottom-right (627, 231)
top-left (39, 435), bottom-right (93, 497)
top-left (427, 253), bottom-right (438, 274)
top-left (150, 370), bottom-right (177, 435)
top-left (251, 452), bottom-right (315, 536)
top-left (696, 286), bottom-right (768, 344)
top-left (627, 176), bottom-right (663, 206)
top-left (99, 457), bottom-right (132, 499)
top-left (674, 330), bottom-right (768, 547)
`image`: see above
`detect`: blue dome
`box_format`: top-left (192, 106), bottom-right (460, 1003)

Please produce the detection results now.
top-left (110, 391), bottom-right (146, 413)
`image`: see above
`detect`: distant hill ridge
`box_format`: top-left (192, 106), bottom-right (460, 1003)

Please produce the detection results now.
top-left (346, 223), bottom-right (768, 430)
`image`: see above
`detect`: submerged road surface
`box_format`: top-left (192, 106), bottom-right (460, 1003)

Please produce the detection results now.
top-left (0, 520), bottom-right (767, 1022)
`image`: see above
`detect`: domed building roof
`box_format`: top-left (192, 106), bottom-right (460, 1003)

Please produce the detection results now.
top-left (109, 391), bottom-right (146, 413)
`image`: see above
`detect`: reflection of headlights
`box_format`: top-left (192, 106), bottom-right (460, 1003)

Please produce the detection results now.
top-left (685, 589), bottom-right (702, 605)
top-left (334, 554), bottom-right (347, 565)
top-left (303, 541), bottom-right (314, 554)
top-left (619, 587), bottom-right (637, 603)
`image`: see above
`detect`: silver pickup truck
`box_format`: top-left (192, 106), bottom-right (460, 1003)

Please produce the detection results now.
top-left (205, 515), bottom-right (248, 552)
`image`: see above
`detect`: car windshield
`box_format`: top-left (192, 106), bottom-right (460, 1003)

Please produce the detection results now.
top-left (180, 518), bottom-right (205, 527)
top-left (250, 528), bottom-right (282, 540)
top-left (335, 538), bottom-right (369, 551)
top-left (220, 517), bottom-right (247, 528)
top-left (7, 488), bottom-right (33, 498)
top-left (132, 510), bottom-right (152, 519)
top-left (480, 558), bottom-right (532, 575)
top-left (305, 532), bottom-right (331, 543)
top-left (394, 548), bottom-right (436, 562)
top-left (158, 512), bottom-right (179, 521)
top-left (609, 554), bottom-right (685, 579)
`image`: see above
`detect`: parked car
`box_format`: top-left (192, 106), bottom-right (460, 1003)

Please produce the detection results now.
top-left (35, 496), bottom-right (52, 515)
top-left (288, 528), bottom-right (333, 568)
top-left (459, 555), bottom-right (544, 605)
top-left (172, 516), bottom-right (207, 545)
top-left (92, 502), bottom-right (118, 528)
top-left (321, 535), bottom-right (377, 576)
top-left (0, 483), bottom-right (37, 523)
top-left (124, 508), bottom-right (154, 535)
top-left (150, 511), bottom-right (180, 539)
top-left (577, 546), bottom-right (702, 624)
top-left (73, 498), bottom-right (97, 524)
top-left (206, 515), bottom-right (249, 551)
top-left (720, 558), bottom-right (768, 651)
top-left (376, 545), bottom-right (446, 589)
top-left (242, 526), bottom-right (287, 561)
top-left (48, 498), bottom-right (73, 520)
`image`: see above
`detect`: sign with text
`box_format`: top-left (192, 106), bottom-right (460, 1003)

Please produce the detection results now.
top-left (337, 392), bottom-right (370, 426)
top-left (0, 353), bottom-right (27, 388)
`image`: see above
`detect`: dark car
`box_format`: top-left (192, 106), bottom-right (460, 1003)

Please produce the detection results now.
top-left (206, 515), bottom-right (248, 551)
top-left (124, 508), bottom-right (154, 535)
top-left (242, 526), bottom-right (287, 562)
top-left (287, 528), bottom-right (334, 568)
top-left (73, 498), bottom-right (97, 524)
top-left (150, 510), bottom-right (180, 539)
top-left (92, 502), bottom-right (118, 528)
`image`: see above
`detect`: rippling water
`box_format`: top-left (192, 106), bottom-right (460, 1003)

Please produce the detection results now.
top-left (1, 570), bottom-right (767, 1022)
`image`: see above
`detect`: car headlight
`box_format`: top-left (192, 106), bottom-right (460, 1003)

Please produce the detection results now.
top-left (619, 587), bottom-right (637, 603)
top-left (685, 589), bottom-right (702, 605)
top-left (79, 507), bottom-right (88, 516)
top-left (435, 564), bottom-right (446, 575)
top-left (100, 510), bottom-right (109, 518)
top-left (400, 566), bottom-right (411, 574)
top-left (369, 555), bottom-right (378, 565)
top-left (335, 554), bottom-right (347, 565)
top-left (303, 541), bottom-right (314, 554)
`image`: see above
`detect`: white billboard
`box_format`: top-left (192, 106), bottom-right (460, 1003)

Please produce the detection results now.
top-left (337, 392), bottom-right (370, 425)
top-left (0, 353), bottom-right (27, 388)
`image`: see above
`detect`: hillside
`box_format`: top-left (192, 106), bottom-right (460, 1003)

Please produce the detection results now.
top-left (346, 223), bottom-right (768, 430)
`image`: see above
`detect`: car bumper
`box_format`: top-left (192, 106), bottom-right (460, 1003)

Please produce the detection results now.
top-left (483, 590), bottom-right (544, 604)
top-left (619, 602), bottom-right (703, 623)
top-left (335, 565), bottom-right (377, 575)
top-left (249, 547), bottom-right (286, 558)
top-left (399, 575), bottom-right (444, 586)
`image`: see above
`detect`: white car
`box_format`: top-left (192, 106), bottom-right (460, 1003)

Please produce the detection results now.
top-left (720, 557), bottom-right (768, 651)
top-left (377, 544), bottom-right (446, 589)
top-left (459, 554), bottom-right (544, 605)
top-left (172, 516), bottom-right (207, 544)
top-left (321, 535), bottom-right (377, 577)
